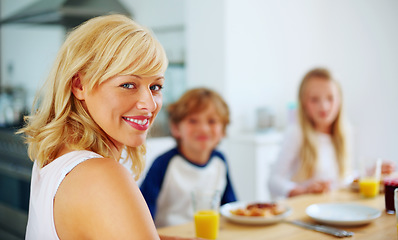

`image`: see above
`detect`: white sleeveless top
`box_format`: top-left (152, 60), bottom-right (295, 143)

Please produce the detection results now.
top-left (25, 150), bottom-right (103, 240)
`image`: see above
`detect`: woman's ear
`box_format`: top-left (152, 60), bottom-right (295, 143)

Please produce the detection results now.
top-left (71, 73), bottom-right (85, 100)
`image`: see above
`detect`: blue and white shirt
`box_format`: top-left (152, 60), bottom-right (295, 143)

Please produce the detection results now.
top-left (140, 147), bottom-right (236, 227)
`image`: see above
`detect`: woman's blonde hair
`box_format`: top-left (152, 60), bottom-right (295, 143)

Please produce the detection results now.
top-left (294, 68), bottom-right (348, 181)
top-left (18, 14), bottom-right (168, 180)
top-left (167, 88), bottom-right (230, 144)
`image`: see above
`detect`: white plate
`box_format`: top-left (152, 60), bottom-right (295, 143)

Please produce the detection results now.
top-left (306, 203), bottom-right (381, 226)
top-left (220, 201), bottom-right (292, 225)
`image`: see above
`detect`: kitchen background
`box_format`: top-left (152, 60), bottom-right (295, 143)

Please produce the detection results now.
top-left (1, 0), bottom-right (398, 239)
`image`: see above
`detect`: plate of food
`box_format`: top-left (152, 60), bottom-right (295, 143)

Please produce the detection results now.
top-left (220, 201), bottom-right (292, 225)
top-left (306, 203), bottom-right (381, 226)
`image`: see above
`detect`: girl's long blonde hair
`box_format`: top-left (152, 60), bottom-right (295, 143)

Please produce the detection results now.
top-left (294, 68), bottom-right (348, 182)
top-left (18, 14), bottom-right (168, 180)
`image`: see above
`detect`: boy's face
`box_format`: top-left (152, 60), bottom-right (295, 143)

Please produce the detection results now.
top-left (172, 104), bottom-right (225, 160)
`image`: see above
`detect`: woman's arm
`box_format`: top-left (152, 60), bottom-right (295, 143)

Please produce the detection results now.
top-left (54, 157), bottom-right (160, 240)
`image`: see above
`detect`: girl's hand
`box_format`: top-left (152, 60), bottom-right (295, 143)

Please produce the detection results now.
top-left (381, 161), bottom-right (396, 175)
top-left (289, 180), bottom-right (331, 197)
top-left (305, 180), bottom-right (331, 194)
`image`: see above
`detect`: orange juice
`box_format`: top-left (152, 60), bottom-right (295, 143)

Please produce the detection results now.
top-left (194, 210), bottom-right (219, 239)
top-left (359, 177), bottom-right (379, 198)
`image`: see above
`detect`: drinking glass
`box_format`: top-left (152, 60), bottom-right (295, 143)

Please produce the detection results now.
top-left (191, 190), bottom-right (221, 240)
top-left (359, 158), bottom-right (382, 198)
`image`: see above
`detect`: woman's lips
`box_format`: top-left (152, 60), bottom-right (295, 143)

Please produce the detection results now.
top-left (122, 116), bottom-right (150, 131)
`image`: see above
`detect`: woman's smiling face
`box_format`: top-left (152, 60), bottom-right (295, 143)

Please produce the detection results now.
top-left (73, 74), bottom-right (164, 151)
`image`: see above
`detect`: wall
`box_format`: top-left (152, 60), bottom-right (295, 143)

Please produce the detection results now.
top-left (2, 0), bottom-right (398, 164)
top-left (186, 0), bottom-right (398, 165)
top-left (185, 0), bottom-right (226, 93)
top-left (0, 0), bottom-right (185, 108)
top-left (120, 0), bottom-right (185, 64)
top-left (0, 0), bottom-right (65, 107)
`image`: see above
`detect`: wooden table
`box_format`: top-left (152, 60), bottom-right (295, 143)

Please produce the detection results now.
top-left (157, 189), bottom-right (396, 239)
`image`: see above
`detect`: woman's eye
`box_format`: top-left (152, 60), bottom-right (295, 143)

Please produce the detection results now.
top-left (150, 84), bottom-right (163, 91)
top-left (120, 83), bottom-right (135, 89)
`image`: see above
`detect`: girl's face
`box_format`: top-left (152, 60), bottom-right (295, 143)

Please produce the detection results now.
top-left (74, 74), bottom-right (164, 152)
top-left (302, 77), bottom-right (341, 133)
top-left (172, 104), bottom-right (225, 159)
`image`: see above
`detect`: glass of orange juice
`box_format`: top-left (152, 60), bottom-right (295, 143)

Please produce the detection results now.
top-left (191, 190), bottom-right (221, 239)
top-left (359, 158), bottom-right (382, 198)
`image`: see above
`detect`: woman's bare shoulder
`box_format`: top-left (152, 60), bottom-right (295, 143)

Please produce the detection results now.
top-left (73, 157), bottom-right (132, 182)
top-left (54, 157), bottom-right (159, 239)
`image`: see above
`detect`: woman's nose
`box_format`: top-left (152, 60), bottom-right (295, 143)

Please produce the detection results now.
top-left (136, 88), bottom-right (156, 111)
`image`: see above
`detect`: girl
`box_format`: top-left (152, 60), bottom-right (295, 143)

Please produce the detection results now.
top-left (269, 68), bottom-right (394, 199)
top-left (269, 68), bottom-right (348, 199)
top-left (19, 14), bottom-right (192, 240)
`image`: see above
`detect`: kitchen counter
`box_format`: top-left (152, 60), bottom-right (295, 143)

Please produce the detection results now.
top-left (0, 127), bottom-right (31, 239)
top-left (0, 128), bottom-right (32, 180)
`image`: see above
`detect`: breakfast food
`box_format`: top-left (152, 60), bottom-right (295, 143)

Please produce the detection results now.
top-left (230, 202), bottom-right (286, 217)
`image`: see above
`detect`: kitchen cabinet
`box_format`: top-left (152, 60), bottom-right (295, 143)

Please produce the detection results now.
top-left (0, 128), bottom-right (31, 239)
top-left (220, 131), bottom-right (283, 202)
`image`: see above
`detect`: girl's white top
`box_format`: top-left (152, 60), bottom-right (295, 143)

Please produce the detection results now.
top-left (25, 150), bottom-right (103, 240)
top-left (268, 124), bottom-right (351, 200)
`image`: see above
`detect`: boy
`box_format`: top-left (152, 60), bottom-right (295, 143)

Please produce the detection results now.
top-left (140, 87), bottom-right (237, 227)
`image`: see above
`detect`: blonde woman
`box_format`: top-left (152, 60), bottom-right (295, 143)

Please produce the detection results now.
top-left (19, 14), bottom-right (195, 240)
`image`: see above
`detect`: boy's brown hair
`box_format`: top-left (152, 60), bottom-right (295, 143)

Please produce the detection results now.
top-left (167, 87), bottom-right (230, 134)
